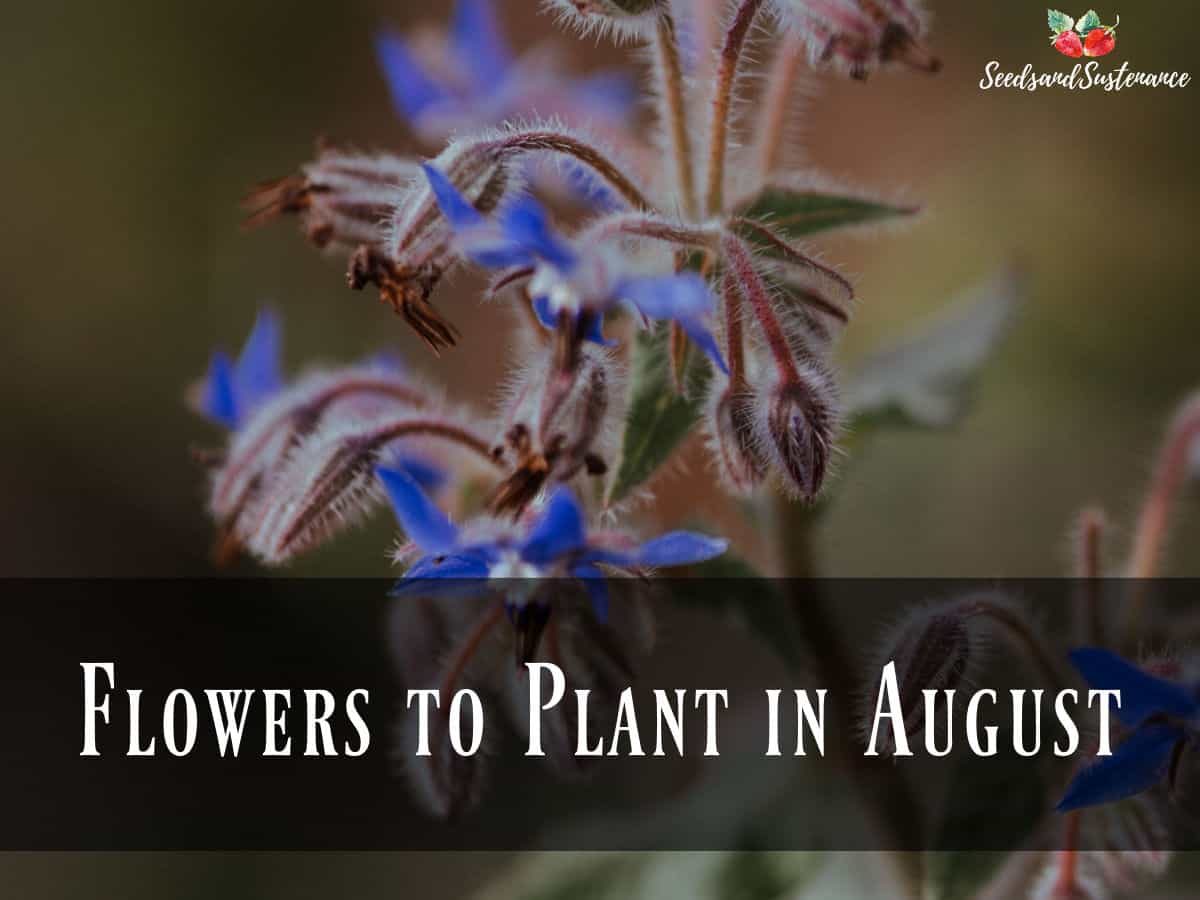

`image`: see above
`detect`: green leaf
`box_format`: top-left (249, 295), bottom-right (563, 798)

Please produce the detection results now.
top-left (1075, 9), bottom-right (1101, 34)
top-left (605, 325), bottom-right (711, 506)
top-left (1047, 9), bottom-right (1075, 33)
top-left (844, 269), bottom-right (1021, 432)
top-left (736, 182), bottom-right (918, 242)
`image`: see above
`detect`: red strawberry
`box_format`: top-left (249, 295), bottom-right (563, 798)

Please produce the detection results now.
top-left (1053, 30), bottom-right (1084, 58)
top-left (1084, 26), bottom-right (1117, 57)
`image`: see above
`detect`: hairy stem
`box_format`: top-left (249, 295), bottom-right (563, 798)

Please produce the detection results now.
top-left (1072, 506), bottom-right (1106, 645)
top-left (758, 36), bottom-right (804, 177)
top-left (773, 496), bottom-right (922, 897)
top-left (705, 0), bottom-right (767, 216)
top-left (722, 269), bottom-right (747, 389)
top-left (1122, 392), bottom-right (1200, 644)
top-left (487, 130), bottom-right (655, 212)
top-left (723, 235), bottom-right (800, 381)
top-left (1126, 393), bottom-right (1200, 578)
top-left (655, 12), bottom-right (698, 219)
top-left (958, 596), bottom-right (1070, 694)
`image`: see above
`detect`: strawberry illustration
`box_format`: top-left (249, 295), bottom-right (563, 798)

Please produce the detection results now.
top-left (1053, 29), bottom-right (1084, 57)
top-left (1083, 17), bottom-right (1119, 57)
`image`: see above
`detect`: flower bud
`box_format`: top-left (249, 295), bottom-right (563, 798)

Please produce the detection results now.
top-left (205, 363), bottom-right (428, 563)
top-left (772, 0), bottom-right (939, 80)
top-left (545, 0), bottom-right (665, 42)
top-left (243, 146), bottom-right (418, 252)
top-left (488, 343), bottom-right (622, 516)
top-left (240, 409), bottom-right (488, 563)
top-left (859, 601), bottom-right (976, 757)
top-left (705, 382), bottom-right (769, 495)
top-left (759, 362), bottom-right (840, 502)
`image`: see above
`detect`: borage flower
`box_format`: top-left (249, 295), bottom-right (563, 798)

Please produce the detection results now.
top-left (190, 312), bottom-right (486, 565)
top-left (377, 0), bottom-right (633, 144)
top-left (421, 162), bottom-right (727, 372)
top-left (378, 466), bottom-right (726, 656)
top-left (1058, 648), bottom-right (1199, 811)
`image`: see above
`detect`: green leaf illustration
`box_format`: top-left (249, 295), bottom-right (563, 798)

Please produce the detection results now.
top-left (735, 181), bottom-right (918, 243)
top-left (605, 324), bottom-right (711, 506)
top-left (844, 269), bottom-right (1021, 432)
top-left (1047, 9), bottom-right (1075, 33)
top-left (1075, 9), bottom-right (1101, 34)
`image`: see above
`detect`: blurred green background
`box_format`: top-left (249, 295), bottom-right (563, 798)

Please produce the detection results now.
top-left (1, 0), bottom-right (1198, 895)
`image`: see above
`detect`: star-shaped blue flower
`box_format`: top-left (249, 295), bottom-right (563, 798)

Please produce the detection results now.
top-left (1057, 648), bottom-right (1199, 812)
top-left (377, 465), bottom-right (728, 621)
top-left (376, 0), bottom-right (633, 142)
top-left (421, 163), bottom-right (728, 373)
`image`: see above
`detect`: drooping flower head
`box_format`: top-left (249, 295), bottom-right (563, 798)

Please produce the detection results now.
top-left (421, 162), bottom-right (727, 372)
top-left (377, 0), bottom-right (635, 143)
top-left (1058, 648), bottom-right (1199, 812)
top-left (190, 313), bottom-right (471, 565)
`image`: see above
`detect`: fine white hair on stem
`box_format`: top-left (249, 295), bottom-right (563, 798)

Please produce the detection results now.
top-left (541, 0), bottom-right (664, 45)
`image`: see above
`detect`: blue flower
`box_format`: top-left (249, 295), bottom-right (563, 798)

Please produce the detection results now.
top-left (375, 0), bottom-right (634, 142)
top-left (421, 163), bottom-right (729, 373)
top-left (196, 313), bottom-right (445, 487)
top-left (1057, 648), bottom-right (1199, 812)
top-left (377, 465), bottom-right (728, 621)
top-left (198, 309), bottom-right (283, 430)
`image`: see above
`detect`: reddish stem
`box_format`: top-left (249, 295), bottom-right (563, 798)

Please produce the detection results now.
top-left (723, 235), bottom-right (799, 383)
top-left (705, 0), bottom-right (767, 216)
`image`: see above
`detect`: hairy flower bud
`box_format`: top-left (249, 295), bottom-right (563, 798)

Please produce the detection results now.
top-left (705, 382), bottom-right (769, 495)
top-left (365, 141), bottom-right (521, 352)
top-left (205, 363), bottom-right (428, 563)
top-left (771, 0), bottom-right (939, 80)
top-left (239, 410), bottom-right (492, 564)
top-left (243, 146), bottom-right (418, 252)
top-left (545, 0), bottom-right (665, 42)
top-left (488, 343), bottom-right (622, 516)
top-left (859, 601), bottom-right (975, 756)
top-left (758, 362), bottom-right (840, 502)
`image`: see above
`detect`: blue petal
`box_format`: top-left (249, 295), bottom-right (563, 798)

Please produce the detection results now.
top-left (620, 272), bottom-right (715, 321)
top-left (234, 309), bottom-right (283, 411)
top-left (679, 318), bottom-right (729, 374)
top-left (375, 32), bottom-right (451, 123)
top-left (377, 466), bottom-right (460, 554)
top-left (571, 562), bottom-right (610, 623)
top-left (531, 295), bottom-right (557, 330)
top-left (634, 532), bottom-right (728, 568)
top-left (451, 0), bottom-right (511, 89)
top-left (421, 163), bottom-right (485, 229)
top-left (520, 487), bottom-right (587, 566)
top-left (1057, 723), bottom-right (1183, 811)
top-left (1069, 648), bottom-right (1200, 728)
top-left (395, 552), bottom-right (491, 586)
top-left (500, 196), bottom-right (577, 271)
top-left (200, 350), bottom-right (240, 429)
top-left (390, 453), bottom-right (447, 493)
top-left (582, 312), bottom-right (617, 347)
